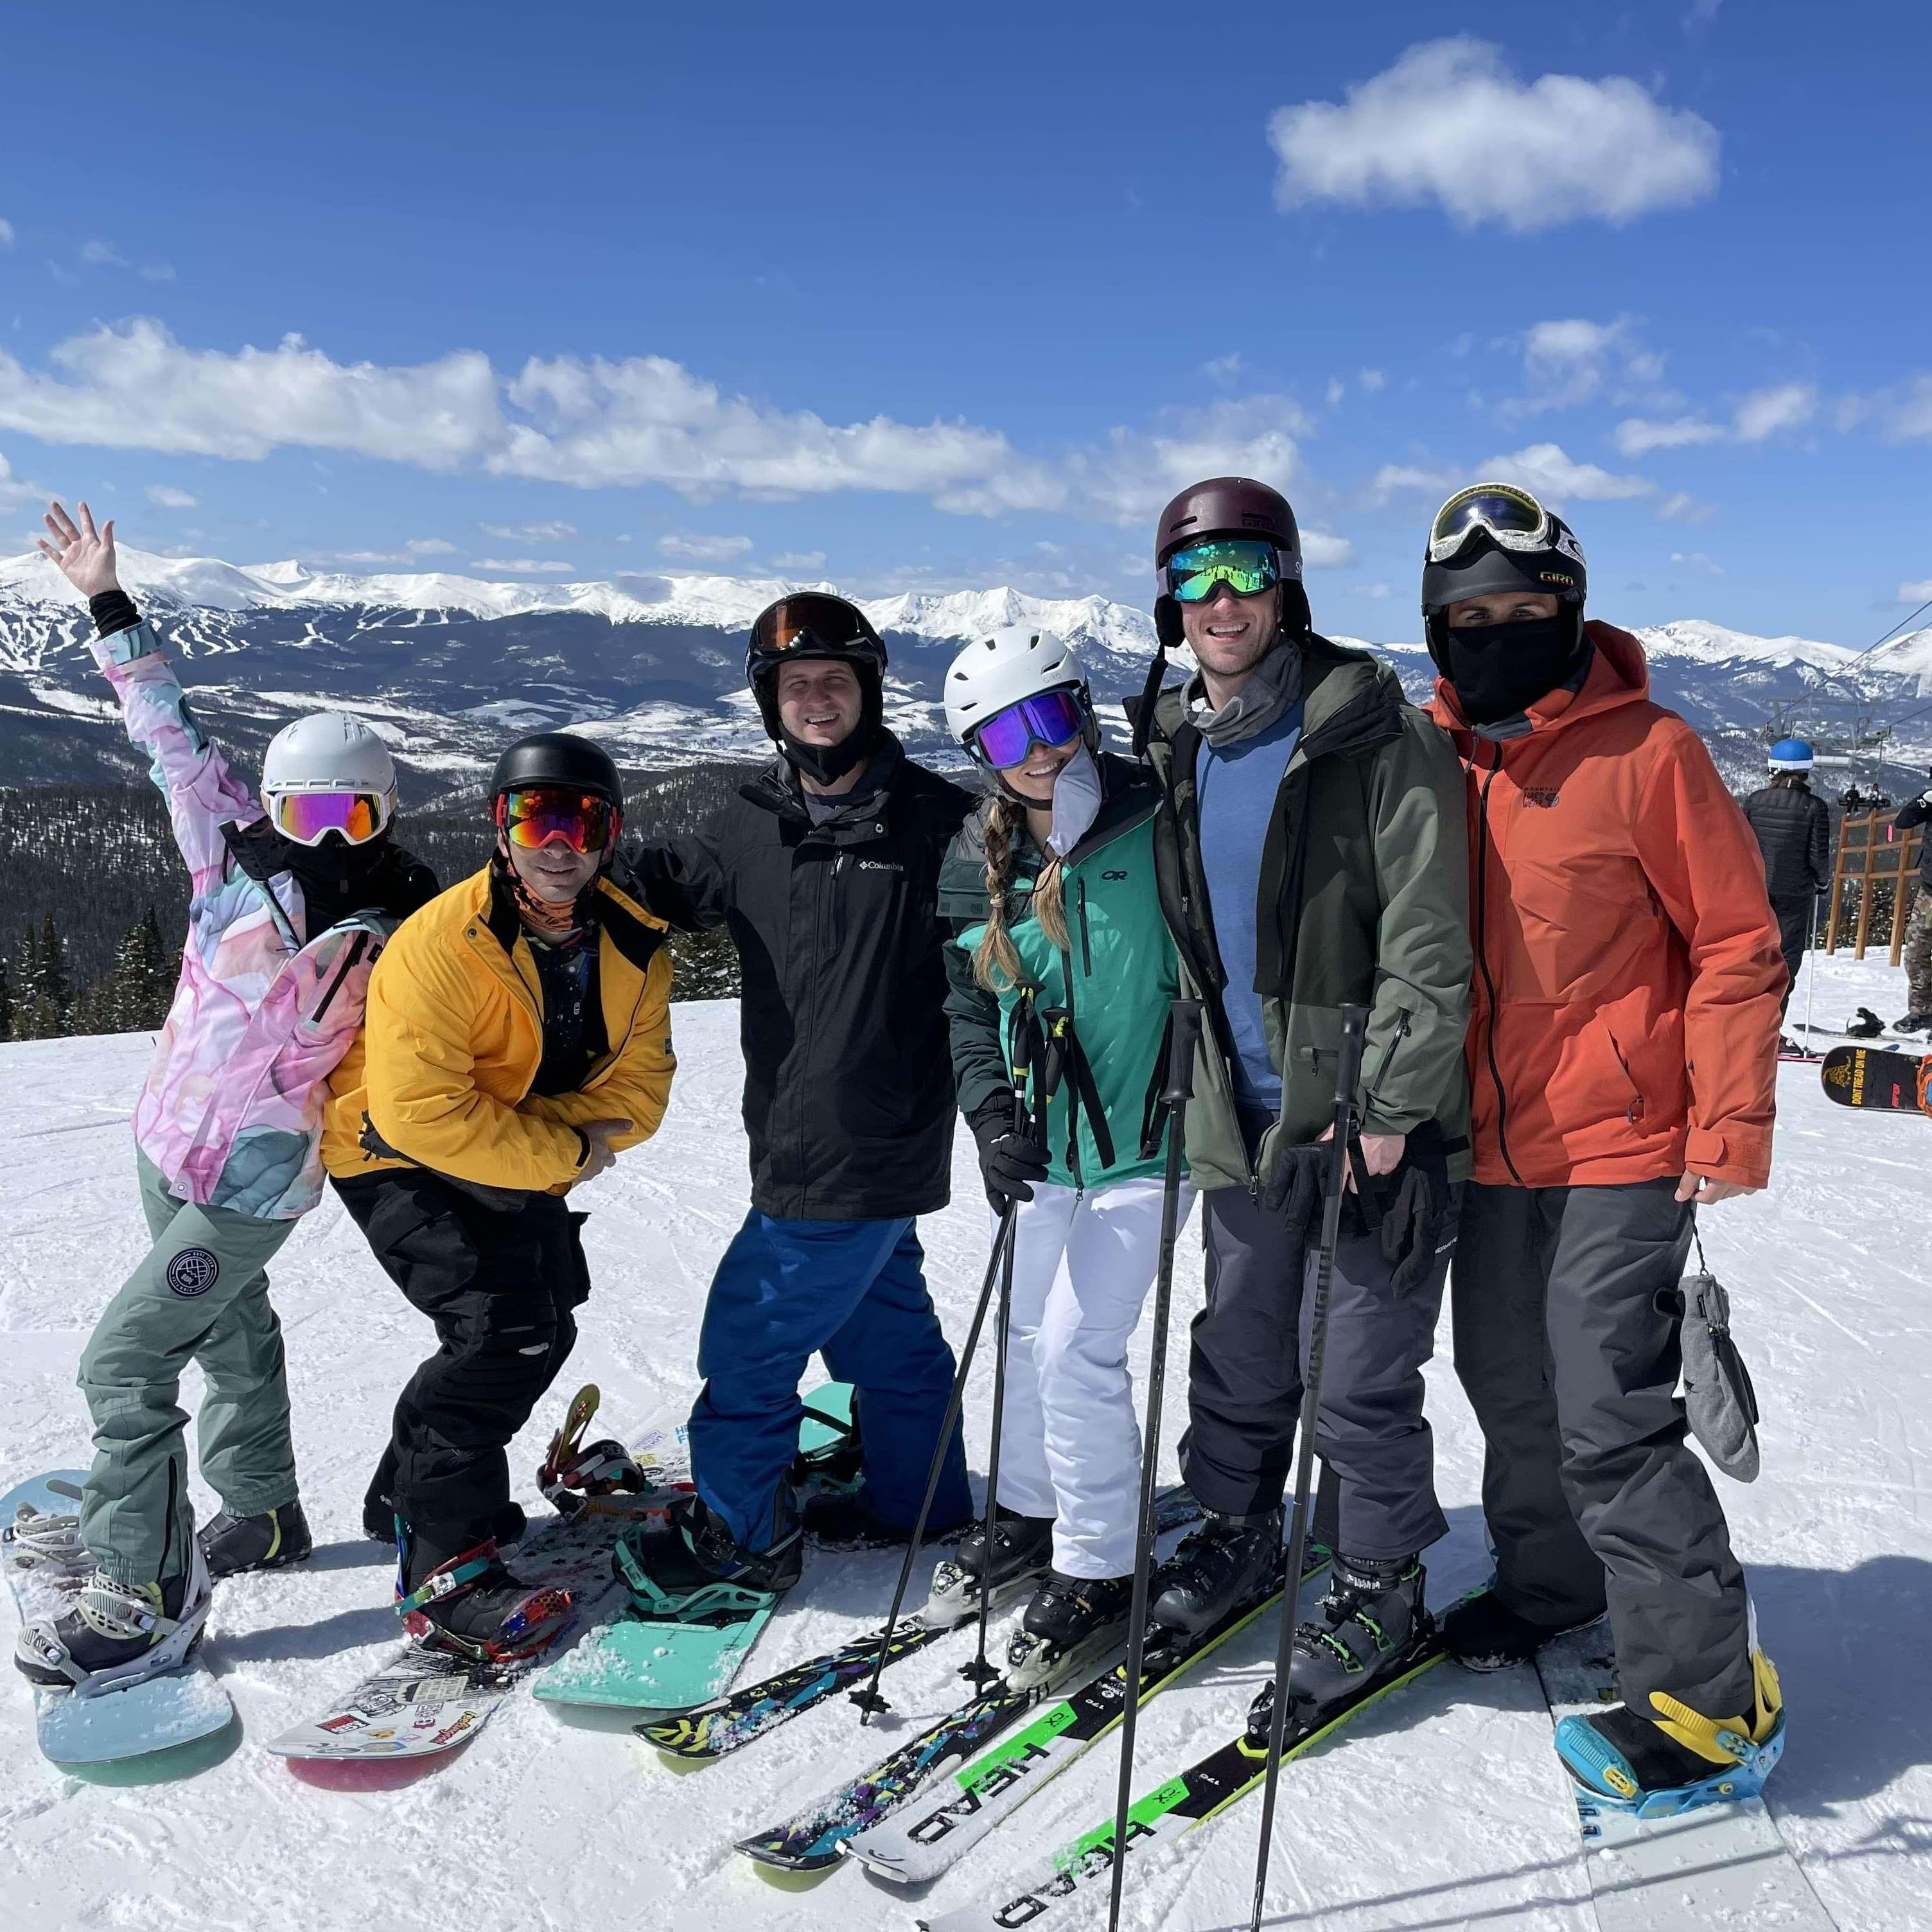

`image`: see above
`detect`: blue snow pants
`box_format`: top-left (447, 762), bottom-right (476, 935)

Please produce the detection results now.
top-left (690, 1213), bottom-right (972, 1551)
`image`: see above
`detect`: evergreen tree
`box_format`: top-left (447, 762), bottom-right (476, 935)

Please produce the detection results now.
top-left (0, 947), bottom-right (11, 1041)
top-left (8, 922), bottom-right (44, 1041)
top-left (131, 907), bottom-right (174, 1028)
top-left (40, 911), bottom-right (73, 1035)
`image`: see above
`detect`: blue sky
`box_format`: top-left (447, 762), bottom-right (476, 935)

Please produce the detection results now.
top-left (1, 1), bottom-right (1927, 642)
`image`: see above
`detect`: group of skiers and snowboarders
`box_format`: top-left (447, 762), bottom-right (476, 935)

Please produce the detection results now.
top-left (13, 470), bottom-right (1813, 1817)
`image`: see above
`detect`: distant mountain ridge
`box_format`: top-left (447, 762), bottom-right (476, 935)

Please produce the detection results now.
top-left (1, 547), bottom-right (1926, 799)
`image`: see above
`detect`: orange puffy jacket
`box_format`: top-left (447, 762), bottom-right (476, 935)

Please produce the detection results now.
top-left (1425, 623), bottom-right (1783, 1190)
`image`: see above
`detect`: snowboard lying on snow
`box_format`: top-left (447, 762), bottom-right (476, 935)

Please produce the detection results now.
top-left (1820, 1044), bottom-right (1929, 1113)
top-left (3, 1470), bottom-right (237, 1783)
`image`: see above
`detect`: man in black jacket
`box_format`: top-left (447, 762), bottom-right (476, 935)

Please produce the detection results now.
top-left (1741, 739), bottom-right (1831, 1038)
top-left (629, 594), bottom-right (974, 1591)
top-left (1893, 769), bottom-right (1932, 1030)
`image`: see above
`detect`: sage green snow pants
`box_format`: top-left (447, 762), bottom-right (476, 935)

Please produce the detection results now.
top-left (76, 1151), bottom-right (301, 1585)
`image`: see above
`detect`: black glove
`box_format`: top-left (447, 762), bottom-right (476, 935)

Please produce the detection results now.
top-left (1261, 1141), bottom-right (1326, 1238)
top-left (969, 1102), bottom-right (1049, 1213)
top-left (1367, 1122), bottom-right (1453, 1299)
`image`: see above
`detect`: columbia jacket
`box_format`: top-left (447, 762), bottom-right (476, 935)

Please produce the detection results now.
top-left (1425, 623), bottom-right (1785, 1191)
top-left (1145, 636), bottom-right (1473, 1196)
top-left (631, 735), bottom-right (972, 1220)
top-left (346, 863), bottom-right (675, 1193)
top-left (1742, 781), bottom-right (1831, 901)
top-left (940, 755), bottom-right (1179, 1190)
top-left (92, 619), bottom-right (423, 1219)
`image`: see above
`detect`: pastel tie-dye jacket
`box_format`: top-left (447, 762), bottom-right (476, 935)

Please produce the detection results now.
top-left (96, 619), bottom-right (398, 1219)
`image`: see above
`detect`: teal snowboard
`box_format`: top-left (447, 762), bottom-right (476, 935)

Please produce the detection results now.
top-left (3, 1470), bottom-right (238, 1782)
top-left (532, 1382), bottom-right (854, 1718)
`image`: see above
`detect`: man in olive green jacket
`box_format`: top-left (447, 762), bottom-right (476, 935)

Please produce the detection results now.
top-left (1134, 477), bottom-right (1471, 1721)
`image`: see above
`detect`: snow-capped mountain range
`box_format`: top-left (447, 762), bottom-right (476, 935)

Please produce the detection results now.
top-left (1, 546), bottom-right (1927, 797)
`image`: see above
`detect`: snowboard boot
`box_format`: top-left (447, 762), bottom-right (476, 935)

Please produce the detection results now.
top-left (802, 1484), bottom-right (974, 1549)
top-left (1278, 1552), bottom-right (1430, 1721)
top-left (1148, 1506), bottom-right (1284, 1639)
top-left (1004, 1570), bottom-right (1136, 1691)
top-left (368, 1491), bottom-right (526, 1553)
top-left (1555, 1650), bottom-right (1787, 1815)
top-left (198, 1500), bottom-right (313, 1579)
top-left (395, 1533), bottom-right (571, 1663)
top-left (1443, 1587), bottom-right (1600, 1673)
top-left (790, 1403), bottom-right (864, 1500)
top-left (613, 1493), bottom-right (803, 1618)
top-left (15, 1545), bottom-right (212, 1692)
top-left (1894, 1011), bottom-right (1932, 1034)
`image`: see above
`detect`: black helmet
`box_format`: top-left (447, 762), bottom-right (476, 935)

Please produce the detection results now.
top-left (1152, 476), bottom-right (1309, 648)
top-left (489, 731), bottom-right (623, 807)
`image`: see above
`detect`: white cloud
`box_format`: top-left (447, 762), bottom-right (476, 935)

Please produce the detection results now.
top-left (1325, 376), bottom-right (1346, 407)
top-left (1202, 353), bottom-right (1245, 383)
top-left (1734, 381), bottom-right (1816, 441)
top-left (1358, 368), bottom-right (1386, 392)
top-left (0, 448), bottom-right (47, 508)
top-left (139, 263), bottom-right (177, 282)
top-left (80, 240), bottom-right (127, 267)
top-left (1301, 531), bottom-right (1355, 568)
top-left (0, 219), bottom-right (13, 247)
top-left (1267, 39), bottom-right (1721, 233)
top-left (1887, 376), bottom-right (1932, 441)
top-left (1484, 443), bottom-right (1653, 503)
top-left (470, 558), bottom-right (575, 575)
top-left (481, 519), bottom-right (577, 541)
top-left (144, 484), bottom-right (197, 508)
top-left (658, 532), bottom-right (754, 563)
top-left (771, 550), bottom-right (827, 572)
top-left (1509, 315), bottom-right (1680, 420)
top-left (1615, 415), bottom-right (1725, 455)
top-left (1671, 550), bottom-right (1725, 575)
top-left (319, 538), bottom-right (459, 566)
top-left (1372, 462), bottom-right (1459, 501)
top-left (1657, 491), bottom-right (1715, 523)
top-left (1899, 579), bottom-right (1932, 603)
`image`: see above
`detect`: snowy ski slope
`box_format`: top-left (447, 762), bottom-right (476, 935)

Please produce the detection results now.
top-left (0, 949), bottom-right (1926, 1931)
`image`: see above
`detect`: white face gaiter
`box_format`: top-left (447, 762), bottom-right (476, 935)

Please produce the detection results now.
top-left (1044, 743), bottom-right (1103, 859)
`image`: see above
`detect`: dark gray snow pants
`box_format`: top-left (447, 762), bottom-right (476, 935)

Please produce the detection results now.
top-left (1453, 1178), bottom-right (1755, 1719)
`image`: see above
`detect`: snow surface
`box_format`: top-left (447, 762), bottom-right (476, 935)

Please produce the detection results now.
top-left (2, 950), bottom-right (1928, 1931)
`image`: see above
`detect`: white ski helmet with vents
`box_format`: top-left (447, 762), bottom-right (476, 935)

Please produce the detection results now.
top-left (260, 711), bottom-right (398, 845)
top-left (943, 627), bottom-right (1091, 750)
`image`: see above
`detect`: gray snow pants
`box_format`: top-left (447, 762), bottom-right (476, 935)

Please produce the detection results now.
top-left (1177, 1180), bottom-right (1452, 1561)
top-left (77, 1150), bottom-right (301, 1585)
top-left (1452, 1178), bottom-right (1755, 1719)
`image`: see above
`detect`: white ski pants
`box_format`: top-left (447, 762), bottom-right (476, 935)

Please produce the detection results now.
top-left (990, 1174), bottom-right (1192, 1579)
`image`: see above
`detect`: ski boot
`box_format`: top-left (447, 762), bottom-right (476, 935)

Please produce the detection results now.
top-left (1277, 1552), bottom-right (1430, 1722)
top-left (1894, 1011), bottom-right (1932, 1035)
top-left (1003, 1570), bottom-right (1136, 1692)
top-left (1443, 1587), bottom-right (1600, 1673)
top-left (394, 1532), bottom-right (571, 1664)
top-left (15, 1543), bottom-right (213, 1694)
top-left (926, 1506), bottom-right (1055, 1628)
top-left (1554, 1650), bottom-right (1787, 1817)
top-left (614, 1492), bottom-right (803, 1617)
top-left (198, 1500), bottom-right (313, 1579)
top-left (1148, 1506), bottom-right (1283, 1639)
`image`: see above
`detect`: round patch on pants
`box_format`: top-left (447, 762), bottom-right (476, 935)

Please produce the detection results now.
top-left (165, 1248), bottom-right (220, 1297)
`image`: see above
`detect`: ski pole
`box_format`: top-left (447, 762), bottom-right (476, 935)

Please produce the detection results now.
top-left (1246, 1004), bottom-right (1369, 1932)
top-left (1802, 890), bottom-right (1820, 1041)
top-left (1105, 998), bottom-right (1201, 1932)
top-left (850, 1203), bottom-right (1015, 1721)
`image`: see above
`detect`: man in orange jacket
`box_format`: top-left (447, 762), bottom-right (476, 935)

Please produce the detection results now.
top-left (1419, 483), bottom-right (1787, 1811)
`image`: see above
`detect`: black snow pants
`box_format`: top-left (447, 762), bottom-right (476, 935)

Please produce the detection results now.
top-left (1452, 1179), bottom-right (1755, 1719)
top-left (1770, 893), bottom-right (1812, 1021)
top-left (335, 1170), bottom-right (590, 1565)
top-left (1177, 1173), bottom-right (1452, 1562)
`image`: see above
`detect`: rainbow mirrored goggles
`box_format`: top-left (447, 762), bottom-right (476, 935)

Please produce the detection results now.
top-left (495, 786), bottom-right (619, 854)
top-left (268, 789), bottom-right (393, 847)
top-left (969, 687), bottom-right (1087, 769)
top-left (1164, 537), bottom-right (1283, 604)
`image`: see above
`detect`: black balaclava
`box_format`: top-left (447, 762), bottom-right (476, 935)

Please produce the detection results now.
top-left (224, 818), bottom-right (433, 931)
top-left (1424, 537), bottom-right (1590, 727)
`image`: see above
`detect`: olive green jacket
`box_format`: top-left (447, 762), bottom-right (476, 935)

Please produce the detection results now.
top-left (1145, 635), bottom-right (1473, 1194)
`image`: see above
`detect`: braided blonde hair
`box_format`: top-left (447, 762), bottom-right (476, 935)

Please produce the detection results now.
top-left (972, 793), bottom-right (1068, 992)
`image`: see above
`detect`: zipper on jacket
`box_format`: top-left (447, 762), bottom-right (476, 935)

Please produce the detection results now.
top-left (1076, 878), bottom-right (1093, 977)
top-left (1475, 748), bottom-right (1525, 1186)
top-left (1060, 947), bottom-right (1085, 1199)
top-left (1366, 1007), bottom-right (1412, 1118)
top-left (309, 931), bottom-right (370, 1026)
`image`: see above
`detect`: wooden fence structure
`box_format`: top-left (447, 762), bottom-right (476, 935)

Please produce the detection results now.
top-left (1825, 810), bottom-right (1924, 963)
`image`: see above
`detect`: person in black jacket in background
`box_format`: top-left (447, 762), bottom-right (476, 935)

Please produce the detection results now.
top-left (627, 594), bottom-right (974, 1594)
top-left (1893, 769), bottom-right (1932, 1031)
top-left (1741, 738), bottom-right (1831, 1042)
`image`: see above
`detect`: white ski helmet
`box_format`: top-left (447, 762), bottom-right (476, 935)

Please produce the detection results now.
top-left (260, 711), bottom-right (398, 846)
top-left (943, 627), bottom-right (1093, 755)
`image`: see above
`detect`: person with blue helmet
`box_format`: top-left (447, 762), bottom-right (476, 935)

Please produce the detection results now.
top-left (1742, 739), bottom-right (1831, 1046)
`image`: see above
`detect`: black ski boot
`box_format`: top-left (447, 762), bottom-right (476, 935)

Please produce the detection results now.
top-left (1278, 1552), bottom-right (1430, 1721)
top-left (1442, 1588), bottom-right (1598, 1672)
top-left (1895, 1010), bottom-right (1932, 1034)
top-left (1003, 1569), bottom-right (1136, 1690)
top-left (15, 1548), bottom-right (211, 1692)
top-left (1149, 1506), bottom-right (1283, 1638)
top-left (396, 1534), bottom-right (571, 1662)
top-left (615, 1493), bottom-right (803, 1610)
top-left (926, 1506), bottom-right (1055, 1627)
top-left (198, 1500), bottom-right (313, 1579)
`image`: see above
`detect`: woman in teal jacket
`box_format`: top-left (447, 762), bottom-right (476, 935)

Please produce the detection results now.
top-left (939, 626), bottom-right (1185, 1662)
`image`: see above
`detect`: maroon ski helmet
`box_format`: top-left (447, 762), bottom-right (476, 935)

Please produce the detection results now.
top-left (1152, 477), bottom-right (1310, 647)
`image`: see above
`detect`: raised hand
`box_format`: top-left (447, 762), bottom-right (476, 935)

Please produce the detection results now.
top-left (37, 500), bottom-right (121, 599)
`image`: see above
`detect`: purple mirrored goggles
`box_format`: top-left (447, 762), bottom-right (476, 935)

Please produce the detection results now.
top-left (968, 687), bottom-right (1087, 769)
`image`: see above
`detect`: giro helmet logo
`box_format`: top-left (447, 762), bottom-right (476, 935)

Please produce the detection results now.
top-left (165, 1248), bottom-right (220, 1297)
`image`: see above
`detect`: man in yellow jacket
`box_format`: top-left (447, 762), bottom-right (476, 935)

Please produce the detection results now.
top-left (329, 732), bottom-right (674, 1659)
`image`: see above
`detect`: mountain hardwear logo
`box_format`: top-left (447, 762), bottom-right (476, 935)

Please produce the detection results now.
top-left (166, 1249), bottom-right (220, 1297)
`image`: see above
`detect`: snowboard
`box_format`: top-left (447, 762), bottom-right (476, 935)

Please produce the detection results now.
top-left (1819, 1044), bottom-right (1930, 1113)
top-left (2, 1470), bottom-right (238, 1784)
top-left (267, 1387), bottom-right (698, 1789)
top-left (1534, 1624), bottom-right (1833, 1930)
top-left (531, 1381), bottom-right (855, 1721)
